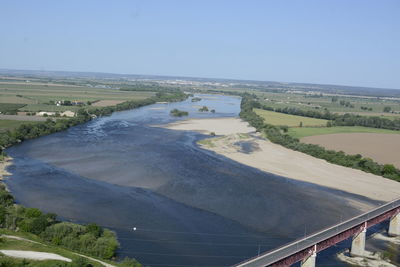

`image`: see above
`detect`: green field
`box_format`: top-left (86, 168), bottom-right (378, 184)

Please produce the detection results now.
top-left (0, 82), bottom-right (155, 112)
top-left (288, 126), bottom-right (400, 139)
top-left (0, 120), bottom-right (40, 132)
top-left (254, 108), bottom-right (328, 127)
top-left (0, 103), bottom-right (27, 113)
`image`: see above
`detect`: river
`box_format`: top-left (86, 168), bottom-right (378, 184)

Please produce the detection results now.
top-left (5, 94), bottom-right (377, 266)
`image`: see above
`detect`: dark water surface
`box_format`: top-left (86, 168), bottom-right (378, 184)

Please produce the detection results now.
top-left (5, 95), bottom-right (378, 266)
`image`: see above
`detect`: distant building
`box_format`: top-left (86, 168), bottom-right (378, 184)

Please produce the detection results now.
top-left (72, 101), bottom-right (84, 106)
top-left (37, 111), bottom-right (56, 116)
top-left (61, 111), bottom-right (75, 117)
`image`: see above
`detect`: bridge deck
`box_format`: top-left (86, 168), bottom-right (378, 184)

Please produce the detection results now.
top-left (233, 198), bottom-right (400, 267)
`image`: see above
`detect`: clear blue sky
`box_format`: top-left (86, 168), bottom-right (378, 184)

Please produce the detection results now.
top-left (1, 0), bottom-right (399, 89)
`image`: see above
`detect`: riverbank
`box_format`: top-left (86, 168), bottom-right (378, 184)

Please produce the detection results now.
top-left (0, 156), bottom-right (12, 180)
top-left (160, 117), bottom-right (400, 205)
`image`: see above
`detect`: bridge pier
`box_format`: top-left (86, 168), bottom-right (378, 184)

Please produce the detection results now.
top-left (300, 252), bottom-right (316, 267)
top-left (350, 226), bottom-right (366, 257)
top-left (388, 212), bottom-right (400, 236)
top-left (300, 245), bottom-right (317, 267)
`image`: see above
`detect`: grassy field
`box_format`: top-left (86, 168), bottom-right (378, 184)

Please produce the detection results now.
top-left (0, 82), bottom-right (155, 112)
top-left (288, 126), bottom-right (400, 139)
top-left (254, 108), bottom-right (328, 127)
top-left (0, 120), bottom-right (40, 132)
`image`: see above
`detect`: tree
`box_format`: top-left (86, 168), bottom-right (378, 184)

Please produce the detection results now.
top-left (382, 164), bottom-right (396, 175)
top-left (299, 121), bottom-right (303, 127)
top-left (86, 223), bottom-right (103, 238)
top-left (25, 208), bottom-right (42, 218)
top-left (119, 257), bottom-right (141, 267)
top-left (383, 106), bottom-right (392, 113)
top-left (198, 106), bottom-right (209, 112)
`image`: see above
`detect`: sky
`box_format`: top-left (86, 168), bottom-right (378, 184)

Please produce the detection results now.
top-left (1, 0), bottom-right (399, 89)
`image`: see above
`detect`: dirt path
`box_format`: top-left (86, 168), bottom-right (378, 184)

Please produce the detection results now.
top-left (0, 235), bottom-right (116, 267)
top-left (0, 250), bottom-right (72, 262)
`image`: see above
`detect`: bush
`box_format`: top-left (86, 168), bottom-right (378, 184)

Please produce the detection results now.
top-left (119, 257), bottom-right (142, 267)
top-left (41, 222), bottom-right (119, 259)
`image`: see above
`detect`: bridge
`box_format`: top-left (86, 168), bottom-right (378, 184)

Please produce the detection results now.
top-left (233, 198), bottom-right (400, 267)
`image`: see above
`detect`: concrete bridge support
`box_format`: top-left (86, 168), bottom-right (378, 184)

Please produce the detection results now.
top-left (350, 228), bottom-right (366, 257)
top-left (388, 212), bottom-right (400, 236)
top-left (300, 252), bottom-right (316, 267)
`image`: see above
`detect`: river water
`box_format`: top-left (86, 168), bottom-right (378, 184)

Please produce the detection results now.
top-left (5, 94), bottom-right (379, 266)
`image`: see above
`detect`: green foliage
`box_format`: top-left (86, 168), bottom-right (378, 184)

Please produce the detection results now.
top-left (119, 257), bottom-right (142, 267)
top-left (71, 257), bottom-right (91, 267)
top-left (0, 186), bottom-right (14, 206)
top-left (25, 208), bottom-right (42, 218)
top-left (170, 109), bottom-right (189, 117)
top-left (85, 223), bottom-right (103, 238)
top-left (41, 222), bottom-right (119, 259)
top-left (0, 103), bottom-right (26, 114)
top-left (198, 106), bottom-right (209, 112)
top-left (383, 106), bottom-right (392, 113)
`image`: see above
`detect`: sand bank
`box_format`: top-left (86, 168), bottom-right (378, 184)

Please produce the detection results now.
top-left (160, 118), bottom-right (400, 203)
top-left (337, 233), bottom-right (399, 267)
top-left (160, 117), bottom-right (256, 135)
top-left (337, 250), bottom-right (396, 267)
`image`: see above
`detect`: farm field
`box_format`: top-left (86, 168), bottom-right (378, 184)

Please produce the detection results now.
top-left (288, 126), bottom-right (400, 139)
top-left (257, 91), bottom-right (400, 117)
top-left (302, 133), bottom-right (400, 168)
top-left (0, 82), bottom-right (155, 112)
top-left (254, 108), bottom-right (328, 127)
top-left (91, 100), bottom-right (126, 107)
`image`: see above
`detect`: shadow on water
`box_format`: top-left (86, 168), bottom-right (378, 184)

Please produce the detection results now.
top-left (4, 94), bottom-right (387, 267)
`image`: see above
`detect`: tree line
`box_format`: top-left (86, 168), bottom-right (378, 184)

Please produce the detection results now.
top-left (239, 94), bottom-right (400, 182)
top-left (259, 105), bottom-right (400, 131)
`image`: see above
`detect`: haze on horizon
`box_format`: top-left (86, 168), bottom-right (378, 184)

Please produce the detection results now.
top-left (1, 0), bottom-right (399, 89)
